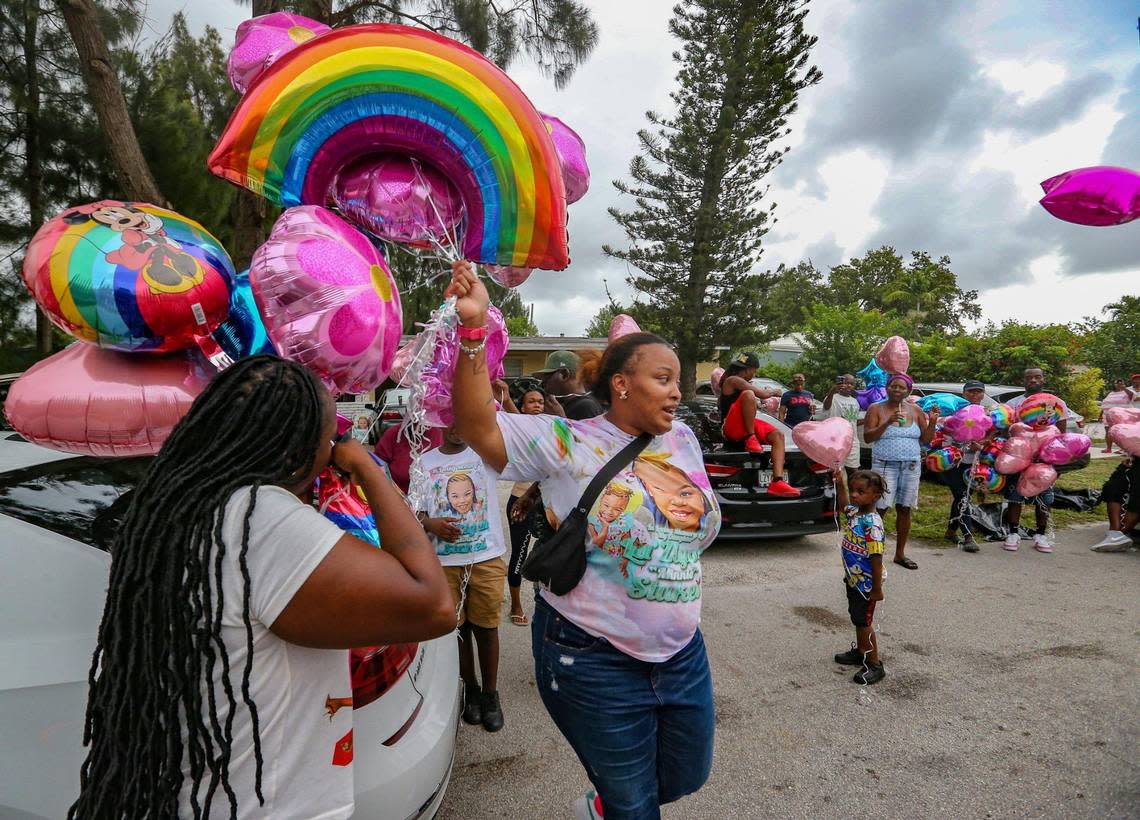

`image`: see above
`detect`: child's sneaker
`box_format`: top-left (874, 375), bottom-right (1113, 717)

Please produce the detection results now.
top-left (853, 662), bottom-right (886, 685)
top-left (960, 536), bottom-right (979, 553)
top-left (1002, 533), bottom-right (1020, 551)
top-left (767, 477), bottom-right (801, 498)
top-left (480, 690), bottom-right (504, 732)
top-left (834, 644), bottom-right (864, 665)
top-left (1090, 530), bottom-right (1132, 552)
top-left (462, 682), bottom-right (482, 725)
top-left (573, 789), bottom-right (604, 820)
top-left (1033, 534), bottom-right (1053, 553)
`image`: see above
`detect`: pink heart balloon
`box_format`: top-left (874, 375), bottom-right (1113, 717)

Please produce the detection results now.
top-left (994, 437), bottom-right (1034, 475)
top-left (608, 314), bottom-right (641, 342)
top-left (1032, 425), bottom-right (1061, 456)
top-left (875, 335), bottom-right (910, 374)
top-left (1112, 422), bottom-right (1140, 457)
top-left (541, 113), bottom-right (590, 205)
top-left (1060, 432), bottom-right (1091, 460)
top-left (1008, 422), bottom-right (1035, 438)
top-left (709, 367), bottom-right (725, 395)
top-left (250, 206), bottom-right (403, 395)
top-left (763, 396), bottom-right (781, 414)
top-left (228, 12), bottom-right (330, 94)
top-left (1105, 407), bottom-right (1140, 428)
top-left (421, 305), bottom-right (509, 428)
top-left (791, 416), bottom-right (854, 467)
top-left (1038, 437), bottom-right (1075, 465)
top-left (1016, 463), bottom-right (1058, 498)
top-left (942, 403), bottom-right (994, 443)
top-left (3, 343), bottom-right (212, 457)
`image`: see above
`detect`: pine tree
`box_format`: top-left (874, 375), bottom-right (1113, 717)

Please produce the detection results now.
top-left (605, 0), bottom-right (820, 396)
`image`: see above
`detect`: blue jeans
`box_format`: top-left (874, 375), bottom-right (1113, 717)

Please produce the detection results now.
top-left (531, 596), bottom-right (715, 819)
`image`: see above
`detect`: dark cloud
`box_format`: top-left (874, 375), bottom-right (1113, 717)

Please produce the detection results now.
top-left (799, 234), bottom-right (844, 272)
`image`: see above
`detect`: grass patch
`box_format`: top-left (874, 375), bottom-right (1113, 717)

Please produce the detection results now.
top-left (877, 458), bottom-right (1117, 544)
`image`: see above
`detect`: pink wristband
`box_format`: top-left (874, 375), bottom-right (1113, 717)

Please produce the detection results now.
top-left (458, 324), bottom-right (487, 341)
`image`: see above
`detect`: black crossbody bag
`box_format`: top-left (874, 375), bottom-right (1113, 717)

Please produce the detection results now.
top-left (521, 432), bottom-right (653, 595)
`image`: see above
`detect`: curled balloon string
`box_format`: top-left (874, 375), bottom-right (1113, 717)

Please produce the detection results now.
top-left (397, 295), bottom-right (459, 514)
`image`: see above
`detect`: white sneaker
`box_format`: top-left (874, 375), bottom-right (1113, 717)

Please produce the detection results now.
top-left (573, 789), bottom-right (604, 820)
top-left (1033, 534), bottom-right (1053, 553)
top-left (1090, 531), bottom-right (1132, 553)
top-left (1003, 533), bottom-right (1020, 551)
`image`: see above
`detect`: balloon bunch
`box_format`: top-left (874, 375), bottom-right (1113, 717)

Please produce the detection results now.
top-left (991, 394), bottom-right (1090, 497)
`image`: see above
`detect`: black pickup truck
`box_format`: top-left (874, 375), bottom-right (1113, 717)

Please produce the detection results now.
top-left (675, 398), bottom-right (837, 542)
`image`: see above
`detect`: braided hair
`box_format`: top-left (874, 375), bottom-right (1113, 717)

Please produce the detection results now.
top-left (70, 355), bottom-right (331, 819)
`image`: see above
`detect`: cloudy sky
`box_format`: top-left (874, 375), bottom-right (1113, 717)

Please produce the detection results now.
top-left (159, 0), bottom-right (1139, 336)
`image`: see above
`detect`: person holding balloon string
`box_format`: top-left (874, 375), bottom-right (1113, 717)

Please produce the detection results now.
top-left (940, 380), bottom-right (999, 553)
top-left (863, 372), bottom-right (939, 570)
top-left (717, 351), bottom-right (801, 497)
top-left (1003, 367), bottom-right (1068, 553)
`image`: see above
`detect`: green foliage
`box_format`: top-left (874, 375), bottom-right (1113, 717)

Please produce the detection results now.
top-left (758, 359), bottom-right (797, 388)
top-left (1066, 367), bottom-right (1103, 420)
top-left (795, 303), bottom-right (893, 394)
top-left (583, 301), bottom-right (661, 338)
top-left (758, 260), bottom-right (824, 338)
top-left (605, 0), bottom-right (821, 394)
top-left (1079, 295), bottom-right (1140, 383)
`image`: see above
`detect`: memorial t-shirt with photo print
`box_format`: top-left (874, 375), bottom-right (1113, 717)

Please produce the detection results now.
top-left (413, 446), bottom-right (506, 566)
top-left (498, 413), bottom-right (721, 662)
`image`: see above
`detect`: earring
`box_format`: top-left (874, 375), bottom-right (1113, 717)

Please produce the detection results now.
top-left (620, 390), bottom-right (629, 400)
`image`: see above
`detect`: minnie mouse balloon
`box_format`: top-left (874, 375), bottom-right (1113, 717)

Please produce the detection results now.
top-left (228, 12), bottom-right (330, 94)
top-left (875, 336), bottom-right (910, 375)
top-left (23, 201), bottom-right (234, 353)
top-left (3, 343), bottom-right (212, 457)
top-left (791, 417), bottom-right (854, 468)
top-left (333, 154), bottom-right (465, 250)
top-left (541, 113), bottom-right (590, 205)
top-left (994, 437), bottom-right (1034, 475)
top-left (1016, 463), bottom-right (1057, 498)
top-left (250, 206), bottom-right (403, 394)
top-left (1039, 166), bottom-right (1140, 227)
top-left (1018, 393), bottom-right (1065, 429)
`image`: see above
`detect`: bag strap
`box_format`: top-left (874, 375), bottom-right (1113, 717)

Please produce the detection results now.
top-left (570, 432), bottom-right (653, 517)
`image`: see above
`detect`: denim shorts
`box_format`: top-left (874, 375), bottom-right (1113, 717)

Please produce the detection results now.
top-left (873, 459), bottom-right (920, 509)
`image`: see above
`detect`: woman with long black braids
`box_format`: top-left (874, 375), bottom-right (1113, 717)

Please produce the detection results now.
top-left (70, 355), bottom-right (455, 820)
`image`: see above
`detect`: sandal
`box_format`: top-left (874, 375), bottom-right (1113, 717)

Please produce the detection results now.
top-left (510, 612), bottom-right (529, 626)
top-left (893, 556), bottom-right (918, 570)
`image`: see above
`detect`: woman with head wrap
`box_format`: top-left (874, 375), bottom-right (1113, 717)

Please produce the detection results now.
top-left (862, 372), bottom-right (939, 570)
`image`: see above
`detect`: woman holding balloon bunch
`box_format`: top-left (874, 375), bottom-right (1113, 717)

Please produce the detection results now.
top-left (863, 373), bottom-right (939, 570)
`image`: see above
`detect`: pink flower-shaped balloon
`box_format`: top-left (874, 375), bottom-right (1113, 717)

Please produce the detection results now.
top-left (791, 417), bottom-right (854, 467)
top-left (541, 113), bottom-right (590, 205)
top-left (994, 437), bottom-right (1034, 475)
top-left (1017, 463), bottom-right (1058, 498)
top-left (942, 403), bottom-right (994, 443)
top-left (875, 336), bottom-right (910, 374)
top-left (1111, 422), bottom-right (1140, 457)
top-left (228, 12), bottom-right (330, 94)
top-left (608, 313), bottom-right (641, 342)
top-left (485, 265), bottom-right (533, 288)
top-left (250, 206), bottom-right (403, 395)
top-left (1039, 165), bottom-right (1140, 227)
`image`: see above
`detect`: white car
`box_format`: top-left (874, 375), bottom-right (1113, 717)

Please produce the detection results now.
top-left (0, 439), bottom-right (459, 819)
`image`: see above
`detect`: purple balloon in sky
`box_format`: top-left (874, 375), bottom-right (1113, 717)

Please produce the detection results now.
top-left (1039, 165), bottom-right (1140, 227)
top-left (541, 113), bottom-right (590, 205)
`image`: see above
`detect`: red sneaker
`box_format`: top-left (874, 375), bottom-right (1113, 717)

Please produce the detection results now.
top-left (767, 478), bottom-right (801, 497)
top-left (745, 435), bottom-right (765, 454)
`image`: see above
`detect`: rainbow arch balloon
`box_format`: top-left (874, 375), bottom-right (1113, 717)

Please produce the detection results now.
top-left (22, 201), bottom-right (234, 353)
top-left (209, 23), bottom-right (570, 271)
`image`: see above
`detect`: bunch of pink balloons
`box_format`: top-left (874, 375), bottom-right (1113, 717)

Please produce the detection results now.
top-left (991, 419), bottom-right (1091, 497)
top-left (420, 306), bottom-right (509, 428)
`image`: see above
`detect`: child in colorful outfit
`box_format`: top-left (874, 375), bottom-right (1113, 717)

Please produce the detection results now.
top-left (832, 468), bottom-right (888, 685)
top-left (413, 425), bottom-right (508, 732)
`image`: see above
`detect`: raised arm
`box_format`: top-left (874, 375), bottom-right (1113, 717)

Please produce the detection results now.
top-left (444, 261), bottom-right (509, 471)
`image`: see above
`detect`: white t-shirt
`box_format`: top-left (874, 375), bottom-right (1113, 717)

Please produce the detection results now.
top-left (178, 486), bottom-right (353, 820)
top-left (826, 393), bottom-right (861, 468)
top-left (413, 446), bottom-right (507, 566)
top-left (498, 413), bottom-right (720, 662)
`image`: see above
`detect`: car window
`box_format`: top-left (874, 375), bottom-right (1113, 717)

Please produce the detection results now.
top-left (0, 456), bottom-right (150, 551)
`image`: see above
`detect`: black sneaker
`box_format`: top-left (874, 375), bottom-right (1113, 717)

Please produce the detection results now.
top-left (462, 683), bottom-right (482, 725)
top-left (960, 537), bottom-right (980, 553)
top-left (834, 645), bottom-right (865, 666)
top-left (480, 690), bottom-right (504, 732)
top-left (853, 663), bottom-right (886, 685)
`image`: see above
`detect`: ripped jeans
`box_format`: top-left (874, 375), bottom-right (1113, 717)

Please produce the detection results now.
top-left (531, 596), bottom-right (714, 820)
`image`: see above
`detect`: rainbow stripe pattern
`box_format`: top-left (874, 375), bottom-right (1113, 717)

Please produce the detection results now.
top-left (22, 201), bottom-right (234, 353)
top-left (208, 24), bottom-right (569, 270)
